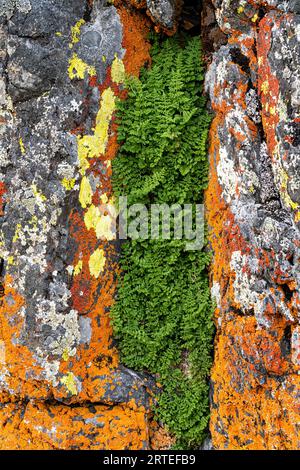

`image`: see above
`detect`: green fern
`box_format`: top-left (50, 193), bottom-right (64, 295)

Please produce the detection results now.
top-left (111, 34), bottom-right (213, 449)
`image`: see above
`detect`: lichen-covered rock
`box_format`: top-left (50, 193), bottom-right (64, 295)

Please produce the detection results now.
top-left (1, 0), bottom-right (299, 451)
top-left (0, 0), bottom-right (157, 449)
top-left (0, 400), bottom-right (150, 449)
top-left (146, 0), bottom-right (182, 30)
top-left (118, 0), bottom-right (183, 33)
top-left (206, 0), bottom-right (300, 449)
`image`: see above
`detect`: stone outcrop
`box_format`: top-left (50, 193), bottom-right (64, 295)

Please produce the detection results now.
top-left (0, 0), bottom-right (158, 449)
top-left (206, 0), bottom-right (300, 450)
top-left (0, 0), bottom-right (299, 450)
top-left (119, 0), bottom-right (183, 33)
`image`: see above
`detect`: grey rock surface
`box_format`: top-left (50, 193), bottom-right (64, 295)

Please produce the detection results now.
top-left (0, 0), bottom-right (152, 411)
top-left (206, 0), bottom-right (300, 449)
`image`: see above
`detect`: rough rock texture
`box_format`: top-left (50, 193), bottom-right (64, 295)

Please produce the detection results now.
top-left (146, 0), bottom-right (182, 30)
top-left (1, 0), bottom-right (299, 451)
top-left (119, 0), bottom-right (183, 33)
top-left (206, 0), bottom-right (300, 449)
top-left (0, 0), bottom-right (161, 449)
top-left (0, 400), bottom-right (149, 449)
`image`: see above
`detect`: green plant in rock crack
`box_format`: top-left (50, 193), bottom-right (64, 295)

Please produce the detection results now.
top-left (111, 34), bottom-right (214, 449)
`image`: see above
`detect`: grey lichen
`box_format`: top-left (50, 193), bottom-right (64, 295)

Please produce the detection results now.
top-left (0, 0), bottom-right (31, 19)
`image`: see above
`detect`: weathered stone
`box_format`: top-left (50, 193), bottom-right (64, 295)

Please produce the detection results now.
top-left (206, 0), bottom-right (300, 449)
top-left (0, 400), bottom-right (149, 449)
top-left (119, 0), bottom-right (182, 32)
top-left (0, 0), bottom-right (156, 449)
top-left (201, 0), bottom-right (227, 53)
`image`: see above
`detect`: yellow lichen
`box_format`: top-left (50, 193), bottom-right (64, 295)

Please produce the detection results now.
top-left (79, 176), bottom-right (92, 209)
top-left (100, 193), bottom-right (108, 204)
top-left (61, 178), bottom-right (76, 191)
top-left (279, 167), bottom-right (299, 211)
top-left (60, 372), bottom-right (78, 395)
top-left (19, 138), bottom-right (25, 155)
top-left (237, 6), bottom-right (244, 14)
top-left (31, 184), bottom-right (47, 202)
top-left (111, 56), bottom-right (125, 84)
top-left (73, 260), bottom-right (83, 276)
top-left (62, 349), bottom-right (69, 361)
top-left (30, 215), bottom-right (39, 230)
top-left (94, 88), bottom-right (116, 147)
top-left (251, 13), bottom-right (259, 23)
top-left (84, 204), bottom-right (101, 231)
top-left (261, 81), bottom-right (269, 94)
top-left (68, 53), bottom-right (96, 80)
top-left (70, 19), bottom-right (85, 46)
top-left (84, 200), bottom-right (116, 241)
top-left (12, 223), bottom-right (21, 243)
top-left (96, 214), bottom-right (115, 241)
top-left (88, 248), bottom-right (106, 278)
top-left (7, 256), bottom-right (14, 265)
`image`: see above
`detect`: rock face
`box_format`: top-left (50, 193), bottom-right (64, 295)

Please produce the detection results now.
top-left (206, 0), bottom-right (300, 449)
top-left (0, 0), bottom-right (157, 449)
top-left (120, 0), bottom-right (183, 33)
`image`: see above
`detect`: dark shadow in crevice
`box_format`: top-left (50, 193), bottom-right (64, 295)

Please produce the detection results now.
top-left (179, 0), bottom-right (202, 36)
top-left (83, 0), bottom-right (93, 22)
top-left (280, 325), bottom-right (291, 358)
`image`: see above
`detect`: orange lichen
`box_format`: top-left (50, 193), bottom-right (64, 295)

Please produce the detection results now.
top-left (0, 4), bottom-right (162, 451)
top-left (257, 15), bottom-right (280, 158)
top-left (206, 116), bottom-right (246, 320)
top-left (0, 401), bottom-right (149, 450)
top-left (0, 276), bottom-right (48, 400)
top-left (210, 317), bottom-right (299, 449)
top-left (150, 421), bottom-right (176, 450)
top-left (116, 3), bottom-right (152, 77)
top-left (114, 0), bottom-right (179, 36)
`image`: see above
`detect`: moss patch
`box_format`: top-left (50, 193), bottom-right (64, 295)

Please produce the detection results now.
top-left (112, 35), bottom-right (213, 449)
